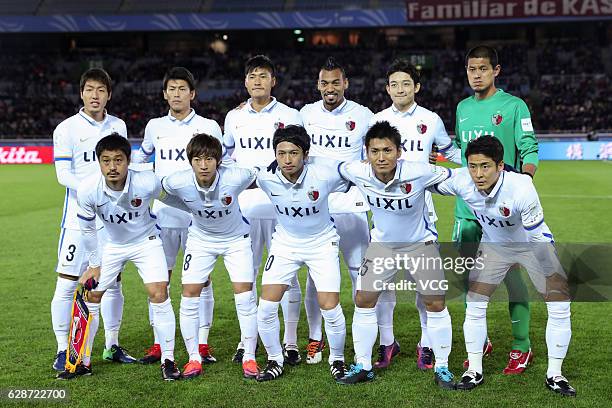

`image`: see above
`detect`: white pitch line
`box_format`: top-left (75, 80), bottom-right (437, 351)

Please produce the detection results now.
top-left (540, 194), bottom-right (612, 199)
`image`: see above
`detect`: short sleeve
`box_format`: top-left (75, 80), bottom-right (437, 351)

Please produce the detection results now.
top-left (519, 182), bottom-right (545, 231)
top-left (53, 124), bottom-right (73, 161)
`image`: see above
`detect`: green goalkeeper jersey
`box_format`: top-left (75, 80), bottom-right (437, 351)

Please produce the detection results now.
top-left (454, 89), bottom-right (539, 220)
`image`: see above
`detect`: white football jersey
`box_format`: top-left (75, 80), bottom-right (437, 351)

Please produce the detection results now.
top-left (301, 99), bottom-right (372, 214)
top-left (432, 168), bottom-right (547, 243)
top-left (339, 160), bottom-right (452, 243)
top-left (370, 102), bottom-right (461, 222)
top-left (224, 97), bottom-right (302, 219)
top-left (53, 109), bottom-right (128, 230)
top-left (161, 166), bottom-right (256, 243)
top-left (255, 159), bottom-right (350, 247)
top-left (133, 109), bottom-right (224, 228)
top-left (77, 169), bottom-right (160, 245)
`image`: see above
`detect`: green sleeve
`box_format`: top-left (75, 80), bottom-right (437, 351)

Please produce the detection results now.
top-left (514, 100), bottom-right (539, 168)
top-left (454, 105), bottom-right (462, 149)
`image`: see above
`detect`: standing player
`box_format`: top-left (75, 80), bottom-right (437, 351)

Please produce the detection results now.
top-left (223, 55), bottom-right (303, 364)
top-left (51, 68), bottom-right (135, 372)
top-left (133, 67), bottom-right (222, 365)
top-left (369, 59), bottom-right (462, 370)
top-left (432, 136), bottom-right (575, 396)
top-left (336, 121), bottom-right (455, 390)
top-left (299, 57), bottom-right (372, 364)
top-left (453, 45), bottom-right (539, 374)
top-left (159, 134), bottom-right (259, 379)
top-left (254, 125), bottom-right (348, 382)
top-left (57, 134), bottom-right (179, 381)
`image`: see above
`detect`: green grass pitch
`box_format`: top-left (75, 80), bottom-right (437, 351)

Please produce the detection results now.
top-left (0, 161), bottom-right (610, 407)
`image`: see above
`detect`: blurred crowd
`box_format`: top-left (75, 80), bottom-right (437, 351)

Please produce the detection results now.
top-left (1, 42), bottom-right (610, 138)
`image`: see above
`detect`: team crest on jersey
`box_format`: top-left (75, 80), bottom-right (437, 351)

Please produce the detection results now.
top-left (221, 194), bottom-right (232, 206)
top-left (416, 123), bottom-right (427, 134)
top-left (307, 187), bottom-right (319, 201)
top-left (400, 182), bottom-right (412, 194)
top-left (499, 205), bottom-right (511, 217)
top-left (492, 113), bottom-right (503, 126)
top-left (274, 121), bottom-right (285, 130)
top-left (130, 197), bottom-right (142, 207)
top-left (346, 120), bottom-right (356, 131)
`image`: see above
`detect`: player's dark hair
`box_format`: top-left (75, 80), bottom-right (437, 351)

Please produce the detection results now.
top-left (465, 45), bottom-right (499, 68)
top-left (273, 125), bottom-right (310, 154)
top-left (80, 68), bottom-right (112, 94)
top-left (321, 56), bottom-right (346, 78)
top-left (187, 133), bottom-right (223, 164)
top-left (96, 133), bottom-right (131, 161)
top-left (465, 135), bottom-right (504, 164)
top-left (386, 58), bottom-right (420, 85)
top-left (163, 67), bottom-right (196, 91)
top-left (245, 54), bottom-right (276, 77)
top-left (365, 121), bottom-right (402, 149)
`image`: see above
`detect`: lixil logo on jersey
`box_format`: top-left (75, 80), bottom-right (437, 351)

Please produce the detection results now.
top-left (416, 123), bottom-right (427, 134)
top-left (308, 187), bottom-right (319, 201)
top-left (221, 194), bottom-right (232, 206)
top-left (492, 113), bottom-right (503, 126)
top-left (345, 120), bottom-right (356, 131)
top-left (131, 197), bottom-right (142, 207)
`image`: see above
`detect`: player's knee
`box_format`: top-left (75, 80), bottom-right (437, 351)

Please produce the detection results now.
top-left (422, 296), bottom-right (445, 312)
top-left (318, 295), bottom-right (339, 311)
top-left (148, 283), bottom-right (169, 303)
top-left (355, 291), bottom-right (377, 308)
top-left (89, 290), bottom-right (103, 303)
top-left (232, 282), bottom-right (252, 294)
top-left (182, 284), bottom-right (203, 297)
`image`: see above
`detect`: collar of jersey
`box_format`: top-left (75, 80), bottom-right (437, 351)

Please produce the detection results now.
top-left (193, 169), bottom-right (220, 193)
top-left (78, 108), bottom-right (108, 126)
top-left (277, 164), bottom-right (308, 186)
top-left (391, 102), bottom-right (417, 116)
top-left (481, 171), bottom-right (505, 199)
top-left (368, 161), bottom-right (402, 188)
top-left (167, 108), bottom-right (196, 124)
top-left (102, 169), bottom-right (132, 199)
top-left (246, 97), bottom-right (277, 113)
top-left (318, 98), bottom-right (348, 114)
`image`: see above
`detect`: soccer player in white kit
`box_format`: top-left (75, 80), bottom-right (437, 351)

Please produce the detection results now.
top-left (431, 136), bottom-right (575, 396)
top-left (299, 57), bottom-right (372, 364)
top-left (132, 67), bottom-right (222, 365)
top-left (369, 59), bottom-right (462, 370)
top-left (336, 121), bottom-right (456, 390)
top-left (57, 134), bottom-right (179, 381)
top-left (159, 134), bottom-right (259, 380)
top-left (254, 125), bottom-right (348, 383)
top-left (223, 55), bottom-right (303, 364)
top-left (51, 68), bottom-right (135, 372)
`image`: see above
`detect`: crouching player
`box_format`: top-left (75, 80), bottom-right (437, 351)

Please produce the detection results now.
top-left (336, 121), bottom-right (456, 389)
top-left (57, 134), bottom-right (179, 381)
top-left (159, 133), bottom-right (259, 379)
top-left (254, 125), bottom-right (348, 382)
top-left (432, 136), bottom-right (575, 396)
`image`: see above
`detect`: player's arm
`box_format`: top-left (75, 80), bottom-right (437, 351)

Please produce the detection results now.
top-left (53, 126), bottom-right (81, 190)
top-left (434, 115), bottom-right (462, 165)
top-left (514, 100), bottom-right (538, 177)
top-left (76, 184), bottom-right (101, 282)
top-left (234, 167), bottom-right (259, 192)
top-left (223, 113), bottom-right (236, 157)
top-left (453, 105), bottom-right (462, 150)
top-left (132, 122), bottom-right (155, 163)
top-left (157, 174), bottom-right (191, 213)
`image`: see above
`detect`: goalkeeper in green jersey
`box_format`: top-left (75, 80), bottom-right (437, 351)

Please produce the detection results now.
top-left (454, 45), bottom-right (538, 375)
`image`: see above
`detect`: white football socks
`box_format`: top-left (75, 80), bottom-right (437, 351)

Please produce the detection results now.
top-left (352, 306), bottom-right (377, 371)
top-left (180, 296), bottom-right (201, 362)
top-left (321, 304), bottom-right (346, 364)
top-left (376, 290), bottom-right (396, 346)
top-left (257, 299), bottom-right (283, 365)
top-left (546, 301), bottom-right (571, 378)
top-left (101, 281), bottom-right (124, 350)
top-left (234, 291), bottom-right (258, 361)
top-left (51, 277), bottom-right (78, 352)
top-left (304, 275), bottom-right (322, 341)
top-left (82, 302), bottom-right (100, 367)
top-left (464, 297), bottom-right (489, 374)
top-left (281, 276), bottom-right (301, 346)
top-left (151, 298), bottom-right (176, 362)
top-left (415, 292), bottom-right (431, 348)
top-left (198, 283), bottom-right (214, 345)
top-left (426, 307), bottom-right (452, 368)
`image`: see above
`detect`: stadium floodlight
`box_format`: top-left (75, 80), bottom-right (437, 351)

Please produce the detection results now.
top-left (222, 34), bottom-right (228, 40)
top-left (297, 37), bottom-right (305, 42)
top-left (294, 29), bottom-right (302, 35)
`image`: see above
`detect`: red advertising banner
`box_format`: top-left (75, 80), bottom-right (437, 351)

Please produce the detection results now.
top-left (407, 0), bottom-right (612, 22)
top-left (0, 146), bottom-right (54, 164)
